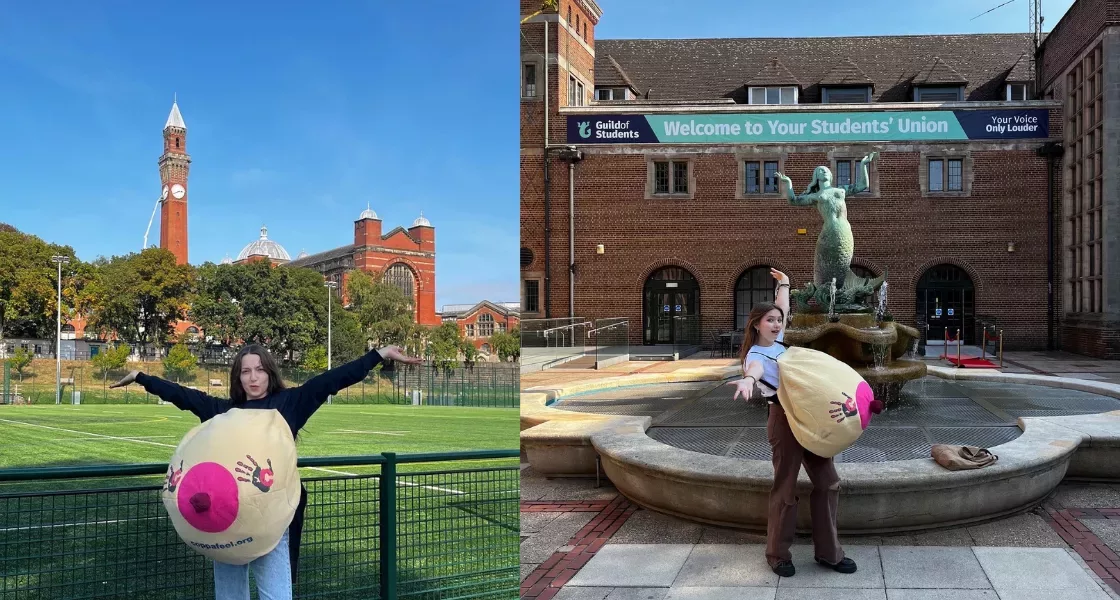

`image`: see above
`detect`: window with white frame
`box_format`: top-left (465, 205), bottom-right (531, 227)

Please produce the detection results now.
top-left (466, 324), bottom-right (475, 337)
top-left (522, 63), bottom-right (537, 98)
top-left (928, 158), bottom-right (964, 192)
top-left (596, 87), bottom-right (628, 100)
top-left (1006, 83), bottom-right (1028, 101)
top-left (568, 74), bottom-right (586, 106)
top-left (749, 86), bottom-right (797, 105)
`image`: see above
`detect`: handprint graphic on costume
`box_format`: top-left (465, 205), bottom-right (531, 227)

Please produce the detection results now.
top-left (829, 392), bottom-right (860, 423)
top-left (165, 460), bottom-right (184, 492)
top-left (235, 455), bottom-right (275, 493)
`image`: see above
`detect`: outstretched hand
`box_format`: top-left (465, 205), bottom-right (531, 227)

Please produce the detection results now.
top-left (770, 268), bottom-right (789, 285)
top-left (109, 370), bottom-right (140, 389)
top-left (377, 346), bottom-right (422, 365)
top-left (861, 151), bottom-right (879, 164)
top-left (726, 378), bottom-right (755, 403)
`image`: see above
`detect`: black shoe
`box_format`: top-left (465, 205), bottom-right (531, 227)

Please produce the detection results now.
top-left (771, 560), bottom-right (795, 577)
top-left (816, 557), bottom-right (857, 573)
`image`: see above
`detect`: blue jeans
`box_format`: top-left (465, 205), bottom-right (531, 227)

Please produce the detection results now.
top-left (212, 529), bottom-right (292, 600)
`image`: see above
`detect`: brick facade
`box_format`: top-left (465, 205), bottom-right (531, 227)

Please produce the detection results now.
top-left (159, 102), bottom-right (190, 266)
top-left (516, 1), bottom-right (1120, 354)
top-left (448, 301), bottom-right (521, 352)
top-left (1038, 1), bottom-right (1120, 358)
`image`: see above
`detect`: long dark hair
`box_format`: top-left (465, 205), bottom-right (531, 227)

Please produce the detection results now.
top-left (229, 344), bottom-right (286, 404)
top-left (737, 302), bottom-right (785, 363)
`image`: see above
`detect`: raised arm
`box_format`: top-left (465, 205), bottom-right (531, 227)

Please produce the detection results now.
top-left (294, 345), bottom-right (421, 406)
top-left (772, 268), bottom-right (790, 323)
top-left (776, 172), bottom-right (816, 206)
top-left (842, 151), bottom-right (877, 197)
top-left (111, 370), bottom-right (224, 421)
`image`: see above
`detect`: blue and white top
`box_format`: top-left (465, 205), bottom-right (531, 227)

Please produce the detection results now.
top-left (744, 329), bottom-right (786, 403)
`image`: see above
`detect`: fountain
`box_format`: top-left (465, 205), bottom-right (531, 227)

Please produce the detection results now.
top-left (774, 153), bottom-right (926, 407)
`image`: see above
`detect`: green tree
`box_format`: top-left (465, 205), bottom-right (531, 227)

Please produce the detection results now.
top-left (301, 345), bottom-right (328, 371)
top-left (490, 328), bottom-right (521, 362)
top-left (78, 248), bottom-right (194, 350)
top-left (0, 226), bottom-right (80, 341)
top-left (7, 348), bottom-right (32, 377)
top-left (461, 340), bottom-right (480, 368)
top-left (328, 306), bottom-right (366, 364)
top-left (91, 344), bottom-right (131, 381)
top-left (425, 322), bottom-right (465, 371)
top-left (345, 269), bottom-right (415, 346)
top-left (163, 343), bottom-right (197, 382)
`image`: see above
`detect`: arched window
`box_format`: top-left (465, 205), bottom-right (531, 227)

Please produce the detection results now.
top-left (480, 343), bottom-right (492, 355)
top-left (384, 263), bottom-right (415, 303)
top-left (734, 267), bottom-right (775, 331)
top-left (478, 313), bottom-right (495, 337)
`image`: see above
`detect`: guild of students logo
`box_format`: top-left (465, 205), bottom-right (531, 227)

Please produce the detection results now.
top-left (161, 409), bottom-right (301, 565)
top-left (578, 122), bottom-right (592, 138)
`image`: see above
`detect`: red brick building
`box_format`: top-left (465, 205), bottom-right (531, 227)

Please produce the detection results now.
top-left (441, 301), bottom-right (521, 355)
top-left (520, 0), bottom-right (1119, 357)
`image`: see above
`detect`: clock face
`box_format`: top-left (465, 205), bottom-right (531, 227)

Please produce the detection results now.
top-left (161, 186), bottom-right (169, 200)
top-left (171, 184), bottom-right (185, 199)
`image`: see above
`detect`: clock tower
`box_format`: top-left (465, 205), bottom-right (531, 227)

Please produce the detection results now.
top-left (159, 99), bottom-right (191, 265)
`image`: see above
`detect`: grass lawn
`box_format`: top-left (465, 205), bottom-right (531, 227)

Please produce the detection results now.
top-left (0, 404), bottom-right (520, 599)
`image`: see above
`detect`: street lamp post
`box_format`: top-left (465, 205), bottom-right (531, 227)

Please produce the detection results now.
top-left (51, 256), bottom-right (70, 405)
top-left (325, 281), bottom-right (338, 404)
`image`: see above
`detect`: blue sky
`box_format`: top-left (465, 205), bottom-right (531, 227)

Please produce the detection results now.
top-left (594, 0), bottom-right (1076, 38)
top-left (0, 1), bottom-right (516, 309)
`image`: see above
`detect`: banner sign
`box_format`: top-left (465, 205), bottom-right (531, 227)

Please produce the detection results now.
top-left (567, 109), bottom-right (1049, 144)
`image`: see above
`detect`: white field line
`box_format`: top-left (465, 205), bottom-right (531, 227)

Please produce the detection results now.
top-left (357, 412), bottom-right (505, 420)
top-left (0, 516), bottom-right (164, 532)
top-left (0, 419), bottom-right (176, 448)
top-left (331, 429), bottom-right (410, 436)
top-left (302, 466), bottom-right (464, 494)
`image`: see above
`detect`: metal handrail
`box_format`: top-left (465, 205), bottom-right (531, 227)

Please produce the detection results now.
top-left (542, 321), bottom-right (593, 335)
top-left (586, 320), bottom-right (629, 337)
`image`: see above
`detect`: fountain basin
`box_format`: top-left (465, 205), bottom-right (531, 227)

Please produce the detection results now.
top-left (521, 367), bottom-right (1120, 533)
top-left (785, 315), bottom-right (921, 364)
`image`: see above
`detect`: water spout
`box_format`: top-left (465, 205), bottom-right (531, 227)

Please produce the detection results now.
top-left (876, 281), bottom-right (889, 323)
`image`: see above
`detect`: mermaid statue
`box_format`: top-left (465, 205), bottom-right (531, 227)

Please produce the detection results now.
top-left (775, 152), bottom-right (886, 313)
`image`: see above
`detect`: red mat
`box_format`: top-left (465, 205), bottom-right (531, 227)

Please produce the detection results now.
top-left (944, 356), bottom-right (999, 368)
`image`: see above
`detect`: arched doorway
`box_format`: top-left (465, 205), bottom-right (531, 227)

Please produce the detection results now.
top-left (916, 264), bottom-right (975, 344)
top-left (643, 267), bottom-right (700, 345)
top-left (734, 266), bottom-right (775, 331)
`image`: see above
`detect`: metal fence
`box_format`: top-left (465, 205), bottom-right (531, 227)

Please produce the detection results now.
top-left (1, 363), bottom-right (518, 408)
top-left (0, 450), bottom-right (519, 599)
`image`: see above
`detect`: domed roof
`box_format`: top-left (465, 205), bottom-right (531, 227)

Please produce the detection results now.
top-left (237, 226), bottom-right (291, 262)
top-left (412, 211), bottom-right (431, 227)
top-left (220, 254), bottom-right (232, 265)
top-left (297, 249), bottom-right (309, 259)
top-left (358, 202), bottom-right (379, 221)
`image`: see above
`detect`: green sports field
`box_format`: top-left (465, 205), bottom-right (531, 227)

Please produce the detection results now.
top-left (0, 404), bottom-right (520, 599)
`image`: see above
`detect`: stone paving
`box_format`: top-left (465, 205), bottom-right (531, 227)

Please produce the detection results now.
top-left (520, 350), bottom-right (1120, 599)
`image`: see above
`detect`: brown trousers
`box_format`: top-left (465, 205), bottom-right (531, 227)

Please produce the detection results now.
top-left (765, 402), bottom-right (845, 567)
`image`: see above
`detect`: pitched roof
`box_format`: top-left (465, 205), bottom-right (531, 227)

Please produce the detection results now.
top-left (287, 244), bottom-right (355, 268)
top-left (912, 56), bottom-right (969, 85)
top-left (593, 34), bottom-right (1032, 103)
top-left (596, 54), bottom-right (637, 90)
top-left (746, 57), bottom-right (799, 86)
top-left (1005, 52), bottom-right (1032, 83)
top-left (818, 57), bottom-right (874, 86)
top-left (440, 300), bottom-right (520, 319)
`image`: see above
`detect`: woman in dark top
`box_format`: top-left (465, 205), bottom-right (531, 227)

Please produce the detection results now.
top-left (111, 343), bottom-right (420, 600)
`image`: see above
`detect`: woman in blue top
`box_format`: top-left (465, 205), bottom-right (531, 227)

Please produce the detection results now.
top-left (110, 343), bottom-right (420, 600)
top-left (727, 269), bottom-right (856, 579)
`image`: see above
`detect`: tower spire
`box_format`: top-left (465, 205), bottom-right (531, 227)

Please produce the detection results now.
top-left (165, 97), bottom-right (186, 130)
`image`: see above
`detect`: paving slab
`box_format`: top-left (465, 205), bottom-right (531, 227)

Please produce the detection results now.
top-left (555, 588), bottom-right (613, 600)
top-left (879, 527), bottom-right (973, 547)
top-left (605, 589), bottom-right (670, 600)
top-left (885, 591), bottom-right (998, 600)
top-left (1049, 482), bottom-right (1120, 508)
top-left (522, 510), bottom-right (564, 533)
top-left (666, 587), bottom-right (775, 600)
top-left (671, 544), bottom-right (779, 587)
top-left (775, 589), bottom-right (886, 599)
top-left (610, 510), bottom-right (704, 544)
top-left (697, 526), bottom-right (768, 544)
top-left (991, 589), bottom-right (1111, 600)
top-left (776, 545), bottom-right (884, 589)
top-left (567, 544), bottom-right (694, 588)
top-left (520, 511), bottom-right (596, 563)
top-left (973, 547), bottom-right (1106, 593)
top-left (965, 513), bottom-right (1066, 547)
top-left (879, 546), bottom-right (991, 589)
top-left (1084, 519), bottom-right (1120, 548)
